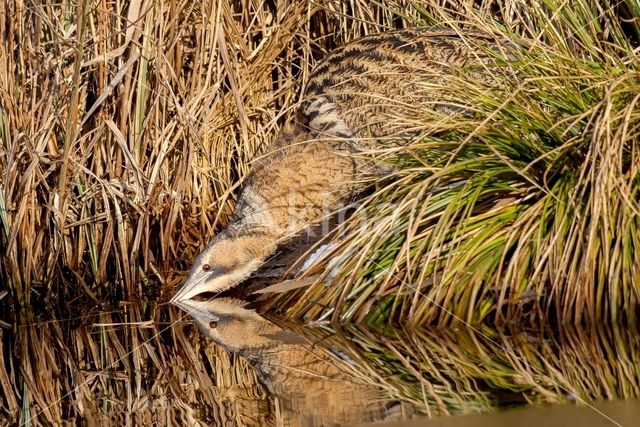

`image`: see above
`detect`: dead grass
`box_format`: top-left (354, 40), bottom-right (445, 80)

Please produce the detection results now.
top-left (0, 0), bottom-right (418, 304)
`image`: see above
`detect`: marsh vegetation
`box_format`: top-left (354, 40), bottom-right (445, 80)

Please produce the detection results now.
top-left (1, 0), bottom-right (640, 425)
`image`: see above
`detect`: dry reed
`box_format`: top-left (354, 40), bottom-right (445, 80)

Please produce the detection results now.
top-left (0, 0), bottom-right (415, 303)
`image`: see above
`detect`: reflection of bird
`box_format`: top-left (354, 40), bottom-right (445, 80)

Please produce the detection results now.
top-left (174, 298), bottom-right (412, 426)
top-left (173, 28), bottom-right (502, 301)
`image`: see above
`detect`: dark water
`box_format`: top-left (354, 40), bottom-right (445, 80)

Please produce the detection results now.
top-left (1, 293), bottom-right (639, 426)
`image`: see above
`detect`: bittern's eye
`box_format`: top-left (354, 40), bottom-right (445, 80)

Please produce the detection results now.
top-left (209, 321), bottom-right (218, 328)
top-left (203, 264), bottom-right (211, 272)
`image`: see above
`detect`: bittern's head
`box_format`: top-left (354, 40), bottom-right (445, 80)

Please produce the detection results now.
top-left (172, 298), bottom-right (281, 353)
top-left (171, 229), bottom-right (277, 301)
top-left (174, 298), bottom-right (308, 354)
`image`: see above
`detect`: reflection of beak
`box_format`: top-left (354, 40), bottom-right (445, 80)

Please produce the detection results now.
top-left (170, 270), bottom-right (213, 302)
top-left (172, 298), bottom-right (216, 319)
top-left (172, 299), bottom-right (224, 336)
top-left (172, 297), bottom-right (261, 324)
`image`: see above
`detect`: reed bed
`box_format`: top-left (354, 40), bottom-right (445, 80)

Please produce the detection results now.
top-left (2, 1), bottom-right (639, 425)
top-left (0, 0), bottom-right (415, 305)
top-left (1, 0), bottom-right (637, 322)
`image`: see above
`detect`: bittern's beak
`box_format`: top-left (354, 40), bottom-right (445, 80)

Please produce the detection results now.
top-left (171, 259), bottom-right (263, 302)
top-left (170, 269), bottom-right (215, 302)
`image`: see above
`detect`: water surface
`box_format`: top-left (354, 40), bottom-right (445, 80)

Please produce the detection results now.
top-left (1, 293), bottom-right (638, 425)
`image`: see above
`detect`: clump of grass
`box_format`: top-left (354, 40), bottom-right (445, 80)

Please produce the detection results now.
top-left (267, 0), bottom-right (640, 325)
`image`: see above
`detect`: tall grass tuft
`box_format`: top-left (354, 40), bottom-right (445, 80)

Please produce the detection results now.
top-left (264, 1), bottom-right (640, 325)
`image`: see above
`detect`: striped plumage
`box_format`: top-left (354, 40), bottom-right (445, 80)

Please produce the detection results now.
top-left (300, 28), bottom-right (497, 141)
top-left (173, 28), bottom-right (504, 301)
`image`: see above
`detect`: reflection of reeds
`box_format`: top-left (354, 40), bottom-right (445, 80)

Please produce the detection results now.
top-left (1, 305), bottom-right (638, 424)
top-left (0, 306), bottom-right (270, 426)
top-left (277, 321), bottom-right (640, 417)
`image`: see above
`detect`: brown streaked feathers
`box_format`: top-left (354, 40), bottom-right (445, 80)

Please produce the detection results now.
top-left (173, 28), bottom-right (505, 301)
